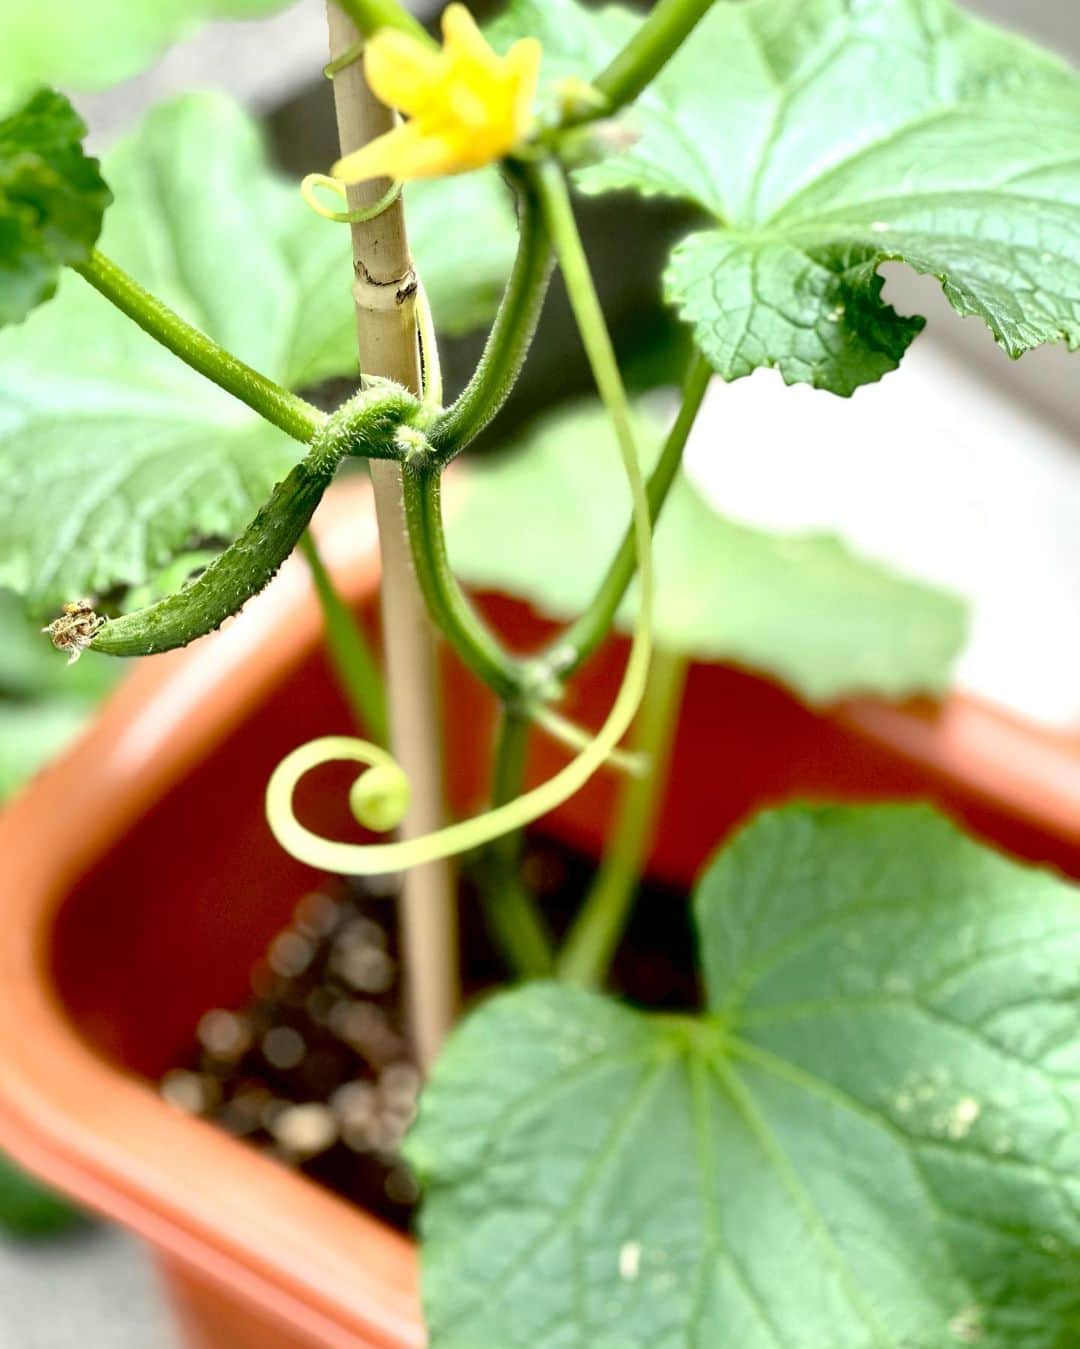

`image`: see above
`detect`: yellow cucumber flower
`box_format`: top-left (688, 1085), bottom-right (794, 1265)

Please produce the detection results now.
top-left (332, 3), bottom-right (541, 184)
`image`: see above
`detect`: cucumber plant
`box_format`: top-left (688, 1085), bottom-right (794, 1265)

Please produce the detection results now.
top-left (2, 0), bottom-right (1080, 1343)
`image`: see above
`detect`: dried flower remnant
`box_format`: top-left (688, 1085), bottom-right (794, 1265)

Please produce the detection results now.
top-left (43, 598), bottom-right (103, 664)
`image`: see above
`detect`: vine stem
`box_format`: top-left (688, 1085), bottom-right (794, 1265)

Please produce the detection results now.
top-left (76, 251), bottom-right (324, 444)
top-left (404, 352), bottom-right (711, 704)
top-left (554, 351), bottom-right (711, 678)
top-left (428, 171), bottom-right (553, 462)
top-left (530, 157), bottom-right (654, 681)
top-left (400, 173), bottom-right (554, 696)
top-left (326, 1), bottom-right (458, 1071)
top-left (402, 467), bottom-right (526, 700)
top-left (592, 0), bottom-right (715, 111)
top-left (299, 532), bottom-right (388, 744)
top-left (557, 646), bottom-right (688, 987)
top-left (267, 160), bottom-right (656, 875)
top-left (478, 708), bottom-right (555, 978)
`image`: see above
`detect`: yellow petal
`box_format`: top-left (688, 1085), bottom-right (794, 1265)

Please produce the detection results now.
top-left (332, 4), bottom-right (541, 184)
top-left (332, 121), bottom-right (465, 184)
top-left (364, 29), bottom-right (445, 114)
top-left (332, 124), bottom-right (412, 184)
top-left (445, 81), bottom-right (497, 130)
top-left (506, 36), bottom-right (542, 87)
top-left (441, 3), bottom-right (501, 73)
top-left (506, 36), bottom-right (542, 131)
top-left (390, 129), bottom-right (475, 179)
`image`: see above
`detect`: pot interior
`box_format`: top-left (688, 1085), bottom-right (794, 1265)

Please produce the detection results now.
top-left (50, 593), bottom-right (1080, 1080)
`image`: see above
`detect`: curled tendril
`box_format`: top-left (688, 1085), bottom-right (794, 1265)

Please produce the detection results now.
top-left (267, 161), bottom-right (654, 878)
top-left (350, 760), bottom-right (412, 831)
top-left (323, 40), bottom-right (365, 80)
top-left (265, 417), bottom-right (654, 876)
top-left (533, 707), bottom-right (648, 777)
top-left (415, 280), bottom-right (442, 413)
top-left (300, 173), bottom-right (402, 224)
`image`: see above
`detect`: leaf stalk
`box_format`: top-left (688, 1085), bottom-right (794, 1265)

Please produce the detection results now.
top-left (76, 250), bottom-right (325, 444)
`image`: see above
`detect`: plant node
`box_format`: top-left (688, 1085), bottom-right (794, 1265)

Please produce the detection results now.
top-left (317, 383), bottom-right (421, 465)
top-left (396, 424), bottom-right (432, 466)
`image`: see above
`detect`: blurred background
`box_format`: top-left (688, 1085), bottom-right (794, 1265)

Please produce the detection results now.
top-left (2, 1), bottom-right (1078, 1344)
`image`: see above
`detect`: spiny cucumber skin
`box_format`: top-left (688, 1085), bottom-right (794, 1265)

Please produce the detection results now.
top-left (91, 457), bottom-right (334, 656)
top-left (91, 388), bottom-right (419, 658)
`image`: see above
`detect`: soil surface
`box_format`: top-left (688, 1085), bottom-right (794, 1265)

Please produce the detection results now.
top-left (161, 836), bottom-right (698, 1231)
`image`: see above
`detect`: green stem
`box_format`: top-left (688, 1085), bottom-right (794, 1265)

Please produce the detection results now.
top-left (592, 0), bottom-right (715, 112)
top-left (299, 532), bottom-right (388, 743)
top-left (529, 161), bottom-right (649, 601)
top-left (529, 154), bottom-right (655, 680)
top-left (76, 252), bottom-right (324, 444)
top-left (267, 165), bottom-right (657, 878)
top-left (429, 172), bottom-right (553, 463)
top-left (333, 0), bottom-right (432, 45)
top-left (476, 708), bottom-right (555, 977)
top-left (557, 645), bottom-right (688, 987)
top-left (553, 351), bottom-right (711, 678)
top-left (402, 466), bottom-right (526, 701)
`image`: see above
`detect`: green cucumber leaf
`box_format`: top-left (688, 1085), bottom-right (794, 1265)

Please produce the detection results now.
top-left (448, 401), bottom-right (965, 701)
top-left (408, 804), bottom-right (1080, 1348)
top-left (493, 0), bottom-right (1080, 394)
top-left (0, 0), bottom-right (291, 118)
top-left (0, 1153), bottom-right (80, 1236)
top-left (0, 89), bottom-right (110, 328)
top-left (0, 700), bottom-right (97, 802)
top-left (0, 93), bottom-right (515, 615)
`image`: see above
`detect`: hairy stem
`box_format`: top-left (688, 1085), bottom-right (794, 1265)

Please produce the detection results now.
top-left (327, 2), bottom-right (457, 1071)
top-left (557, 646), bottom-right (688, 987)
top-left (76, 251), bottom-right (324, 444)
top-left (592, 0), bottom-right (715, 112)
top-left (554, 351), bottom-right (711, 678)
top-left (476, 708), bottom-right (555, 978)
top-left (299, 532), bottom-right (388, 743)
top-left (402, 467), bottom-right (526, 701)
top-left (267, 157), bottom-right (657, 879)
top-left (429, 171), bottom-right (553, 462)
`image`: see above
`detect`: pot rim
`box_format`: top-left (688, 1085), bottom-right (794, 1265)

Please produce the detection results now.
top-left (3, 477), bottom-right (1080, 1349)
top-left (0, 481), bottom-right (423, 1349)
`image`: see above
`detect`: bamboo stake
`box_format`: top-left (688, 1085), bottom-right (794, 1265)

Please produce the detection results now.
top-left (325, 2), bottom-right (458, 1071)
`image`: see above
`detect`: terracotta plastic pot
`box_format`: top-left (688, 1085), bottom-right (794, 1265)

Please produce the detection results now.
top-left (1, 479), bottom-right (1078, 1349)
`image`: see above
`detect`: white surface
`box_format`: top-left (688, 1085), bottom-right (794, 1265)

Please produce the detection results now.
top-left (2, 5), bottom-right (1078, 1349)
top-left (686, 281), bottom-right (1080, 728)
top-left (0, 1227), bottom-right (177, 1349)
top-left (78, 0), bottom-right (330, 148)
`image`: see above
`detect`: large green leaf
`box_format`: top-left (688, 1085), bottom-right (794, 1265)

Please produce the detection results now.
top-left (0, 89), bottom-right (109, 328)
top-left (448, 401), bottom-right (965, 701)
top-left (0, 93), bottom-right (515, 615)
top-left (408, 804), bottom-right (1080, 1348)
top-left (0, 701), bottom-right (96, 801)
top-left (0, 1154), bottom-right (79, 1236)
top-left (0, 0), bottom-right (291, 118)
top-left (494, 0), bottom-right (1080, 394)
